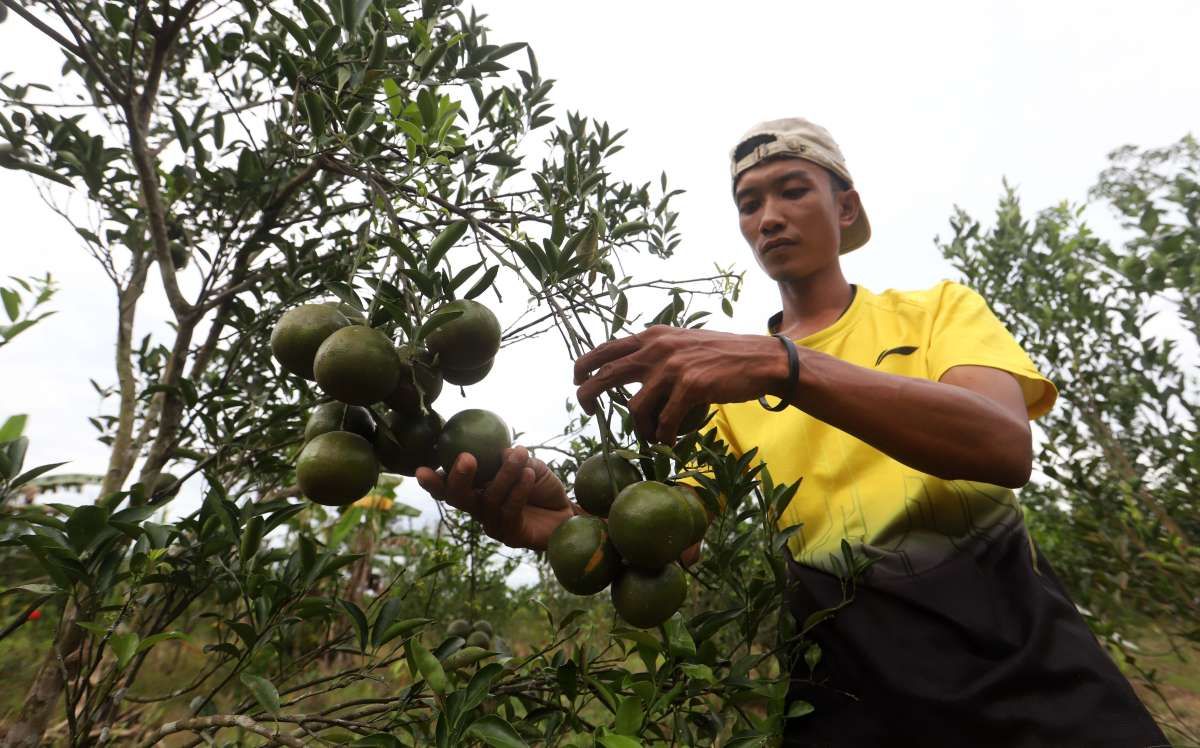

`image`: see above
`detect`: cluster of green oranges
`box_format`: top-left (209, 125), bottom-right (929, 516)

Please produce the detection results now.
top-left (548, 454), bottom-right (709, 629)
top-left (446, 618), bottom-right (500, 650)
top-left (270, 299), bottom-right (512, 506)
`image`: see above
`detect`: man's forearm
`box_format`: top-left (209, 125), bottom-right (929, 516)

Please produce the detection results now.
top-left (776, 348), bottom-right (1032, 488)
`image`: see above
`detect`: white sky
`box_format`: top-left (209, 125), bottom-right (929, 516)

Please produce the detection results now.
top-left (2, 1), bottom-right (1198, 583)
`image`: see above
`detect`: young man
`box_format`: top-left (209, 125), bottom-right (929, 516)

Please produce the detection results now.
top-left (417, 119), bottom-right (1168, 746)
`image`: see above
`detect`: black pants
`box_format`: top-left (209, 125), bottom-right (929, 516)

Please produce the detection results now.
top-left (782, 528), bottom-right (1170, 747)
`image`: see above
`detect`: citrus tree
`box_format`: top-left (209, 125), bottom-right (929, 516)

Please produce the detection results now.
top-left (937, 135), bottom-right (1199, 742)
top-left (0, 1), bottom-right (833, 745)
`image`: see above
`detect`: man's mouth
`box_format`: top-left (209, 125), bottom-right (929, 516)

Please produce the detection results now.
top-left (760, 238), bottom-right (794, 254)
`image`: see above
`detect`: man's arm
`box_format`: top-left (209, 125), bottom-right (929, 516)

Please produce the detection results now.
top-left (573, 326), bottom-right (1034, 490)
top-left (781, 349), bottom-right (1033, 488)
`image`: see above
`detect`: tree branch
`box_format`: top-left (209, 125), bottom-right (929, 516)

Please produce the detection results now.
top-left (137, 715), bottom-right (305, 748)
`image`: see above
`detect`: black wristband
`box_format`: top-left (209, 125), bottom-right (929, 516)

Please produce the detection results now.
top-left (758, 333), bottom-right (799, 412)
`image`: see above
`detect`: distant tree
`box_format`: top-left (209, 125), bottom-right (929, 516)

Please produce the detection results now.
top-left (937, 135), bottom-right (1199, 742)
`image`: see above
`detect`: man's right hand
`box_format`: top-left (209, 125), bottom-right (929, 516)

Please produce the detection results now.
top-left (415, 446), bottom-right (573, 552)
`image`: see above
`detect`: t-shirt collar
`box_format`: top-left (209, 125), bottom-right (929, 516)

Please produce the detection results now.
top-left (767, 284), bottom-right (865, 346)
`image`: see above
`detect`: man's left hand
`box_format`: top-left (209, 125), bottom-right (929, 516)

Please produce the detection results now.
top-left (573, 325), bottom-right (790, 443)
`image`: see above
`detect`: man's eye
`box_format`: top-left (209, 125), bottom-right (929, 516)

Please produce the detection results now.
top-left (783, 188), bottom-right (808, 198)
top-left (739, 201), bottom-right (759, 214)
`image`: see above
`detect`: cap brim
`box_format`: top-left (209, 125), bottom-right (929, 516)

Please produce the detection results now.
top-left (839, 207), bottom-right (871, 254)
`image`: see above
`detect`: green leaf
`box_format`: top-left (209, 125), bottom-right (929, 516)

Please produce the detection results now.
top-left (1, 287), bottom-right (19, 321)
top-left (240, 672), bottom-right (281, 716)
top-left (137, 631), bottom-right (189, 653)
top-left (611, 220), bottom-right (652, 239)
top-left (345, 0), bottom-right (372, 32)
top-left (441, 646), bottom-right (494, 671)
top-left (479, 152), bottom-right (521, 169)
top-left (110, 632), bottom-right (139, 669)
top-left (236, 148), bottom-right (263, 183)
top-left (65, 504), bottom-right (109, 554)
top-left (0, 583), bottom-right (61, 597)
top-left (109, 504), bottom-right (158, 525)
top-left (302, 91), bottom-right (327, 135)
top-left (382, 78), bottom-right (404, 118)
top-left (462, 662), bottom-right (505, 711)
top-left (679, 663), bottom-right (714, 682)
top-left (371, 598), bottom-right (404, 648)
top-left (597, 735), bottom-right (643, 748)
top-left (408, 639), bottom-right (448, 694)
top-left (804, 643), bottom-right (821, 672)
top-left (663, 614), bottom-right (696, 659)
top-left (785, 700), bottom-right (815, 718)
top-left (268, 8), bottom-right (312, 53)
top-left (376, 617), bottom-right (431, 647)
top-left (613, 696), bottom-right (644, 735)
top-left (416, 309), bottom-right (463, 341)
top-left (465, 715), bottom-right (527, 748)
top-left (426, 220), bottom-right (469, 269)
top-left (338, 597), bottom-right (370, 652)
top-left (9, 461), bottom-right (68, 490)
top-left (0, 414), bottom-right (27, 441)
top-left (239, 515), bottom-right (265, 563)
top-left (463, 265), bottom-right (499, 300)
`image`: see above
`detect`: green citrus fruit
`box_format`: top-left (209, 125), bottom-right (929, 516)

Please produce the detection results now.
top-left (447, 619), bottom-right (472, 638)
top-left (611, 563), bottom-right (688, 629)
top-left (547, 515), bottom-right (622, 595)
top-left (385, 346), bottom-right (442, 414)
top-left (425, 299), bottom-right (501, 370)
top-left (608, 481), bottom-right (694, 569)
top-left (697, 637), bottom-right (719, 666)
top-left (313, 325), bottom-right (401, 405)
top-left (676, 484), bottom-right (709, 546)
top-left (442, 357), bottom-right (493, 386)
top-left (472, 620), bottom-right (493, 636)
top-left (297, 431), bottom-right (379, 506)
top-left (466, 630), bottom-right (491, 648)
top-left (304, 402), bottom-right (376, 443)
top-left (437, 409), bottom-right (511, 486)
top-left (374, 408), bottom-right (442, 476)
top-left (271, 304), bottom-right (351, 380)
top-left (678, 404), bottom-right (711, 434)
top-left (574, 453), bottom-right (642, 517)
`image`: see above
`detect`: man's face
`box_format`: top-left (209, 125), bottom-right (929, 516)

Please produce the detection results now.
top-left (733, 158), bottom-right (860, 282)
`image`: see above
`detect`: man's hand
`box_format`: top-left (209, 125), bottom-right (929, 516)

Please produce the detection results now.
top-left (415, 446), bottom-right (573, 552)
top-left (574, 325), bottom-right (789, 443)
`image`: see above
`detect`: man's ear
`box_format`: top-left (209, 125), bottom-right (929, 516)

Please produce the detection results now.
top-left (838, 189), bottom-right (862, 230)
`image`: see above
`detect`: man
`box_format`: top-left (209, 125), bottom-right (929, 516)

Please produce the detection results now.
top-left (417, 119), bottom-right (1168, 747)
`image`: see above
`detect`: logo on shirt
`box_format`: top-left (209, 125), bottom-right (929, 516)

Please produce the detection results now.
top-left (874, 345), bottom-right (919, 366)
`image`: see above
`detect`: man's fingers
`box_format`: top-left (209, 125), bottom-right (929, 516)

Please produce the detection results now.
top-left (415, 467), bottom-right (445, 500)
top-left (575, 360), bottom-right (643, 414)
top-left (499, 467), bottom-right (535, 544)
top-left (657, 387), bottom-right (692, 445)
top-left (482, 447), bottom-right (528, 531)
top-left (573, 335), bottom-right (642, 386)
top-left (627, 377), bottom-right (670, 444)
top-left (445, 453), bottom-right (481, 515)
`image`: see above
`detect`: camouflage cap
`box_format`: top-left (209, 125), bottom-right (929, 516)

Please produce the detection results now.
top-left (730, 118), bottom-right (871, 253)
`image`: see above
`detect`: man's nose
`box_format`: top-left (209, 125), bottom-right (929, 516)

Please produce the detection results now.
top-left (759, 197), bottom-right (785, 235)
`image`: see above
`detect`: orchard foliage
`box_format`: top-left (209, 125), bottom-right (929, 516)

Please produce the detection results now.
top-left (938, 135), bottom-right (1199, 742)
top-left (0, 1), bottom-right (827, 746)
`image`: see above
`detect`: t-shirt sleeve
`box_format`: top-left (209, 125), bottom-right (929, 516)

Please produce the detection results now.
top-left (927, 281), bottom-right (1058, 420)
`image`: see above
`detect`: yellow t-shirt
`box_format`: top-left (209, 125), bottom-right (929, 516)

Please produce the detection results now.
top-left (706, 280), bottom-right (1058, 576)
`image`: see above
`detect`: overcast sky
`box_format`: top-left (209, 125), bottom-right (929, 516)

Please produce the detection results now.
top-left (2, 1), bottom-right (1198, 581)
